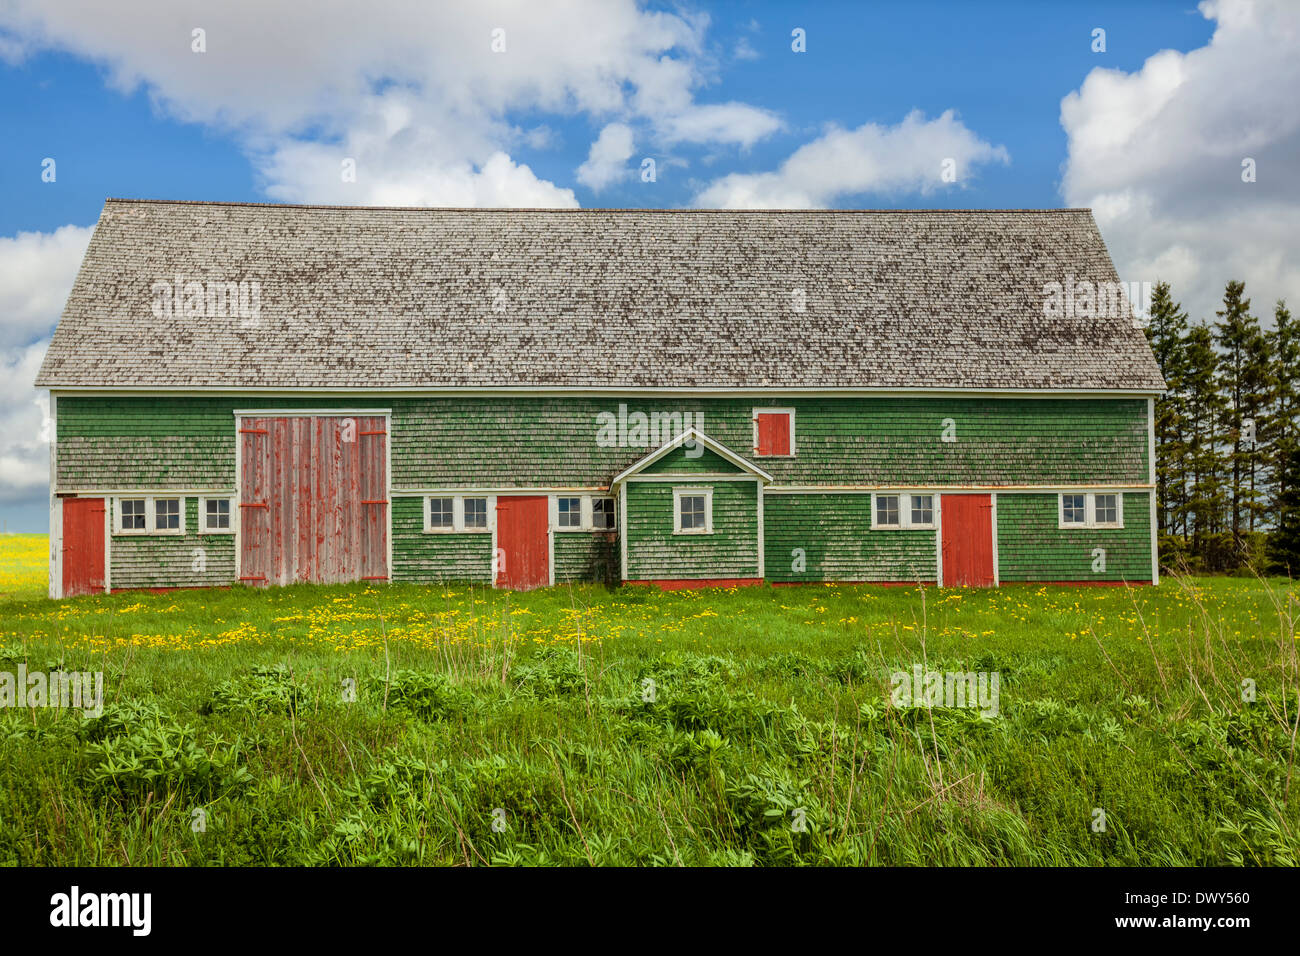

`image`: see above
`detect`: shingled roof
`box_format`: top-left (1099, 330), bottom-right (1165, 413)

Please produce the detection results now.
top-left (36, 199), bottom-right (1165, 392)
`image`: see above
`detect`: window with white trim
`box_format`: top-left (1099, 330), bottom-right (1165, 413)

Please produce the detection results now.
top-left (592, 497), bottom-right (616, 530)
top-left (423, 495), bottom-right (494, 533)
top-left (113, 496), bottom-right (186, 536)
top-left (872, 493), bottom-right (936, 530)
top-left (428, 497), bottom-right (454, 530)
top-left (557, 497), bottom-right (582, 529)
top-left (463, 497), bottom-right (488, 530)
top-left (200, 496), bottom-right (234, 534)
top-left (673, 487), bottom-right (713, 534)
top-left (1059, 492), bottom-right (1124, 529)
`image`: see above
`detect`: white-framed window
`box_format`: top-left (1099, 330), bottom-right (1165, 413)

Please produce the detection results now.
top-left (557, 496), bottom-right (583, 529)
top-left (673, 487), bottom-right (713, 534)
top-left (872, 493), bottom-right (936, 530)
top-left (463, 497), bottom-right (489, 530)
top-left (199, 496), bottom-right (234, 534)
top-left (423, 495), bottom-right (494, 533)
top-left (549, 494), bottom-right (617, 531)
top-left (753, 407), bottom-right (796, 457)
top-left (113, 496), bottom-right (186, 536)
top-left (592, 497), bottom-right (617, 530)
top-left (1059, 492), bottom-right (1124, 529)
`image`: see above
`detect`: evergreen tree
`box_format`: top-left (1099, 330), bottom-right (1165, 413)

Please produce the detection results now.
top-left (1213, 281), bottom-right (1268, 560)
top-left (1268, 301), bottom-right (1300, 568)
top-left (1183, 324), bottom-right (1230, 569)
top-left (1269, 443), bottom-right (1300, 575)
top-left (1143, 281), bottom-right (1190, 541)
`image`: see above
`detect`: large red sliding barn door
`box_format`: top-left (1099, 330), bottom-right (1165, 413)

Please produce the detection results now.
top-left (62, 497), bottom-right (106, 596)
top-left (239, 415), bottom-right (388, 587)
top-left (941, 494), bottom-right (995, 587)
top-left (495, 495), bottom-right (549, 590)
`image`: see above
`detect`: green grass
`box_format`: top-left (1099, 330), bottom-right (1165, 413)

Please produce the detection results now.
top-left (1, 535), bottom-right (1297, 866)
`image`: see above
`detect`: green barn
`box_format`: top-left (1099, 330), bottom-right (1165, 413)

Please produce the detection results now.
top-left (36, 199), bottom-right (1164, 596)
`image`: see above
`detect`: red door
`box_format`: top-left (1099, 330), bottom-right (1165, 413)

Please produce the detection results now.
top-left (941, 494), bottom-right (995, 587)
top-left (62, 498), bottom-right (106, 596)
top-left (496, 496), bottom-right (549, 590)
top-left (239, 415), bottom-right (388, 587)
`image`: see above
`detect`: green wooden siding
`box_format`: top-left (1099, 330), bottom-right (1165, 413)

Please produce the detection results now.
top-left (390, 497), bottom-right (491, 582)
top-left (109, 497), bottom-right (236, 589)
top-left (996, 493), bottom-right (1152, 582)
top-left (554, 532), bottom-right (618, 584)
top-left (639, 445), bottom-right (743, 475)
top-left (625, 481), bottom-right (759, 580)
top-left (56, 395), bottom-right (1150, 490)
top-left (763, 493), bottom-right (937, 583)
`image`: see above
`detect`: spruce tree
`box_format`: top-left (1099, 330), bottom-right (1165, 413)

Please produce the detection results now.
top-left (1143, 281), bottom-right (1190, 549)
top-left (1214, 280), bottom-right (1267, 561)
top-left (1184, 323), bottom-right (1229, 569)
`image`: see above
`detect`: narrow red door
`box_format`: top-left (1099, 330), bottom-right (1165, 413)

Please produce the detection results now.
top-left (62, 498), bottom-right (106, 596)
top-left (496, 496), bottom-right (549, 590)
top-left (941, 494), bottom-right (995, 587)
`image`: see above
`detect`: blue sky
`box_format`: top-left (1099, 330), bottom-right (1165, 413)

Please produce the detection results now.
top-left (0, 0), bottom-right (1294, 530)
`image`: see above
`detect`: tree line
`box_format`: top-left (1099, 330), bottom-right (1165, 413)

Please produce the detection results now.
top-left (1144, 280), bottom-right (1299, 575)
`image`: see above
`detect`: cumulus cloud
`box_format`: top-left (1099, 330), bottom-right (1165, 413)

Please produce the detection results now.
top-left (0, 0), bottom-right (782, 206)
top-left (576, 123), bottom-right (636, 192)
top-left (1060, 0), bottom-right (1300, 324)
top-left (0, 226), bottom-right (92, 516)
top-left (692, 110), bottom-right (1009, 208)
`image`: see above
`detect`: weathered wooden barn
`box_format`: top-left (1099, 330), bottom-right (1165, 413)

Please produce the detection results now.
top-left (37, 199), bottom-right (1164, 596)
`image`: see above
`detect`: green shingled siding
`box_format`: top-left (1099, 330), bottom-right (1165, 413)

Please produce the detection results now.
top-left (56, 395), bottom-right (1150, 489)
top-left (391, 497), bottom-right (491, 583)
top-left (763, 494), bottom-right (937, 583)
top-left (553, 532), bottom-right (618, 584)
top-left (109, 497), bottom-right (236, 589)
top-left (640, 445), bottom-right (743, 475)
top-left (996, 493), bottom-right (1152, 582)
top-left (625, 481), bottom-right (759, 580)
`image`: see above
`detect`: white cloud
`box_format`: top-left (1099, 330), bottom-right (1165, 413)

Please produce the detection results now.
top-left (0, 0), bottom-right (782, 206)
top-left (0, 226), bottom-right (92, 512)
top-left (0, 225), bottom-right (93, 348)
top-left (0, 341), bottom-right (51, 505)
top-left (576, 122), bottom-right (636, 192)
top-left (692, 110), bottom-right (1009, 208)
top-left (1060, 0), bottom-right (1300, 324)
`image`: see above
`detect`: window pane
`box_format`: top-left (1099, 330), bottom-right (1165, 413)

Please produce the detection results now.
top-left (1062, 494), bottom-right (1086, 524)
top-left (558, 497), bottom-right (582, 528)
top-left (155, 498), bottom-right (180, 530)
top-left (876, 495), bottom-right (900, 526)
top-left (911, 495), bottom-right (933, 526)
top-left (593, 498), bottom-right (616, 529)
top-left (464, 497), bottom-right (488, 529)
top-left (429, 497), bottom-right (454, 528)
top-left (680, 495), bottom-right (706, 530)
top-left (122, 499), bottom-right (146, 530)
top-left (1095, 494), bottom-right (1118, 524)
top-left (206, 499), bottom-right (230, 529)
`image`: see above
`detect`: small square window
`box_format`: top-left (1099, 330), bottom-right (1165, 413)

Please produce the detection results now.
top-left (1094, 494), bottom-right (1118, 525)
top-left (154, 498), bottom-right (181, 531)
top-left (911, 495), bottom-right (934, 527)
top-left (464, 497), bottom-right (488, 529)
top-left (121, 498), bottom-right (146, 530)
top-left (679, 495), bottom-right (707, 530)
top-left (1062, 494), bottom-right (1087, 525)
top-left (558, 497), bottom-right (582, 528)
top-left (754, 409), bottom-right (794, 457)
top-left (875, 494), bottom-right (900, 528)
top-left (205, 498), bottom-right (231, 530)
top-left (593, 498), bottom-right (616, 530)
top-left (429, 497), bottom-right (454, 529)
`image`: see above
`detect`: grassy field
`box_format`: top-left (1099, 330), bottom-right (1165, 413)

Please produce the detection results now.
top-left (0, 533), bottom-right (1297, 866)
